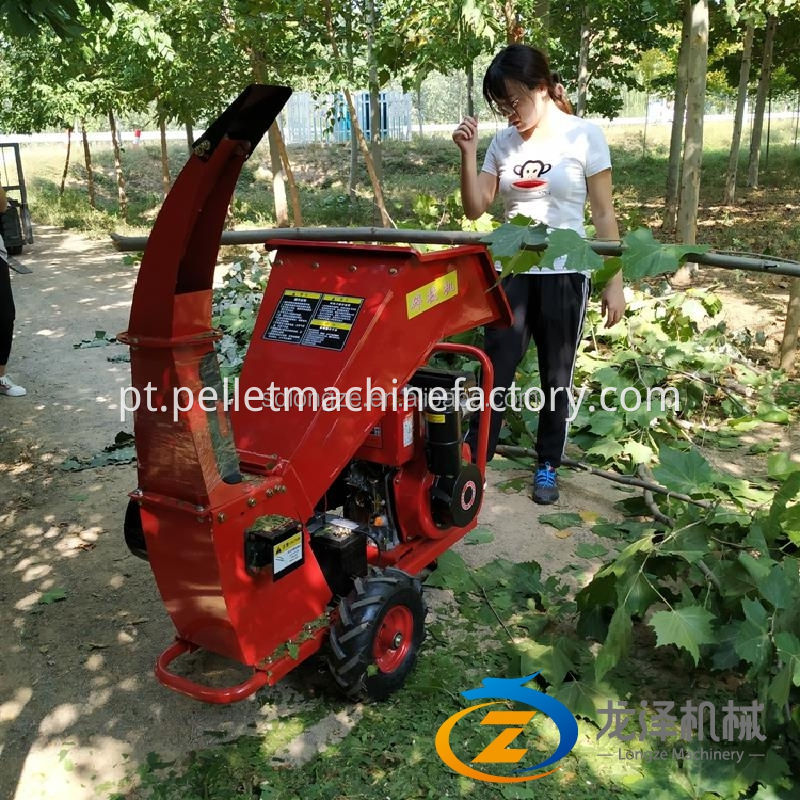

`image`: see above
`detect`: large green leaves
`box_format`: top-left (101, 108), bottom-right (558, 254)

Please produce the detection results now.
top-left (649, 606), bottom-right (716, 665)
top-left (540, 227), bottom-right (604, 272)
top-left (620, 228), bottom-right (710, 280)
top-left (651, 445), bottom-right (715, 495)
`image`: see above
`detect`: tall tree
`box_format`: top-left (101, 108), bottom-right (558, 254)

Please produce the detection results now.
top-left (673, 0), bottom-right (709, 285)
top-left (724, 16), bottom-right (756, 204)
top-left (747, 14), bottom-right (778, 188)
top-left (664, 0), bottom-right (692, 233)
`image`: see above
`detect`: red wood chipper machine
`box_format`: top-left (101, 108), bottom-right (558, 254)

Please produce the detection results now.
top-left (119, 85), bottom-right (512, 703)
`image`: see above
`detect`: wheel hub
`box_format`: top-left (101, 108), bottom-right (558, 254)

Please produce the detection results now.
top-left (373, 606), bottom-right (414, 673)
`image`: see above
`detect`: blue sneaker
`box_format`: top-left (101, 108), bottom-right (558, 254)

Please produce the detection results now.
top-left (532, 462), bottom-right (559, 505)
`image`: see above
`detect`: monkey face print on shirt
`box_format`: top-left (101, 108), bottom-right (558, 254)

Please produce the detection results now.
top-left (511, 159), bottom-right (552, 197)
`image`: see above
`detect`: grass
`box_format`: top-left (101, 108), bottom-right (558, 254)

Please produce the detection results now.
top-left (18, 118), bottom-right (800, 263)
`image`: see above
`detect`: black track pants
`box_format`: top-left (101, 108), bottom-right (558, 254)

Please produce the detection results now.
top-left (466, 272), bottom-right (590, 467)
top-left (0, 258), bottom-right (14, 367)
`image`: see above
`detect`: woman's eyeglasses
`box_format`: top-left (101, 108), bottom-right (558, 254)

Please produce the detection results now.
top-left (495, 97), bottom-right (521, 117)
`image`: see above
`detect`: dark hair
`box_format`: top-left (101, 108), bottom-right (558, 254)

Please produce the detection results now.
top-left (483, 45), bottom-right (573, 115)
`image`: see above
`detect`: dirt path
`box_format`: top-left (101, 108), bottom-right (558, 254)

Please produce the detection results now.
top-left (0, 226), bottom-right (776, 800)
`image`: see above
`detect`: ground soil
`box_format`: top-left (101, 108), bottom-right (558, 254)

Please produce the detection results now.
top-left (0, 225), bottom-right (795, 800)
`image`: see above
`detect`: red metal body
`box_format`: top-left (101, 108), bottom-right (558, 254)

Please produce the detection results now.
top-left (121, 85), bottom-right (512, 703)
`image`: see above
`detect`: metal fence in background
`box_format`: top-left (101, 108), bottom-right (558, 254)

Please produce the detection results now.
top-left (282, 90), bottom-right (412, 145)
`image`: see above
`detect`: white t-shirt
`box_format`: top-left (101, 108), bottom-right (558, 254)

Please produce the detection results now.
top-left (482, 108), bottom-right (611, 273)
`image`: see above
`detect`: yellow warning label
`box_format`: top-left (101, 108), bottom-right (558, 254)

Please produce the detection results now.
top-left (425, 413), bottom-right (446, 424)
top-left (322, 293), bottom-right (362, 303)
top-left (310, 319), bottom-right (352, 330)
top-left (406, 271), bottom-right (459, 319)
top-left (286, 290), bottom-right (322, 300)
top-left (273, 532), bottom-right (303, 573)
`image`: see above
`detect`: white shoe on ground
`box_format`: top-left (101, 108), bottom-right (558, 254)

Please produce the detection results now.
top-left (0, 375), bottom-right (27, 397)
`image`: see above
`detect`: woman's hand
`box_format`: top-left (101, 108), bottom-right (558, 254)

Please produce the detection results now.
top-left (601, 272), bottom-right (626, 328)
top-left (452, 116), bottom-right (479, 155)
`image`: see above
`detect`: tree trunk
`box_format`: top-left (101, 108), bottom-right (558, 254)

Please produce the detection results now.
top-left (466, 62), bottom-right (475, 118)
top-left (324, 0), bottom-right (391, 227)
top-left (416, 83), bottom-right (423, 138)
top-left (185, 120), bottom-right (194, 153)
top-left (349, 121), bottom-right (358, 201)
top-left (267, 124), bottom-right (289, 226)
top-left (642, 93), bottom-right (649, 158)
top-left (251, 50), bottom-right (289, 226)
top-left (504, 1), bottom-right (522, 43)
top-left (80, 119), bottom-right (95, 209)
top-left (275, 119), bottom-right (302, 226)
top-left (747, 15), bottom-right (777, 189)
top-left (59, 125), bottom-right (73, 196)
top-left (159, 116), bottom-right (171, 198)
top-left (576, 2), bottom-right (590, 117)
top-left (663, 0), bottom-right (692, 233)
top-left (794, 89), bottom-right (799, 149)
top-left (366, 0), bottom-right (382, 187)
top-left (724, 18), bottom-right (755, 204)
top-left (108, 107), bottom-right (128, 221)
top-left (780, 279), bottom-right (800, 374)
top-left (673, 0), bottom-right (709, 286)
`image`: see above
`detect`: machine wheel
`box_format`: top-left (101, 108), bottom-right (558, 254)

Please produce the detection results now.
top-left (328, 567), bottom-right (426, 701)
top-left (124, 498), bottom-right (148, 560)
top-left (7, 245), bottom-right (22, 256)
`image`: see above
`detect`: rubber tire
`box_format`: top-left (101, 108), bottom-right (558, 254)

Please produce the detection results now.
top-left (124, 498), bottom-right (148, 560)
top-left (328, 567), bottom-right (426, 701)
top-left (7, 245), bottom-right (22, 256)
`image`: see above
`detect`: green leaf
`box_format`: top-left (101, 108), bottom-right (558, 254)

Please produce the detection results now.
top-left (286, 642), bottom-right (299, 660)
top-left (575, 542), bottom-right (609, 559)
top-left (756, 402), bottom-right (790, 424)
top-left (497, 476), bottom-right (528, 493)
top-left (622, 440), bottom-right (655, 464)
top-left (595, 606), bottom-right (632, 681)
top-left (585, 439), bottom-right (625, 460)
top-left (768, 472), bottom-right (800, 536)
top-left (620, 228), bottom-right (709, 281)
top-left (759, 563), bottom-right (794, 610)
top-left (767, 452), bottom-right (800, 481)
top-left (424, 550), bottom-right (473, 594)
top-left (538, 512), bottom-right (582, 530)
top-left (586, 411), bottom-right (625, 436)
top-left (651, 444), bottom-right (714, 494)
top-left (463, 527), bottom-right (494, 545)
top-left (551, 678), bottom-right (612, 724)
top-left (512, 639), bottom-right (575, 688)
top-left (591, 256), bottom-right (622, 291)
top-left (540, 227), bottom-right (603, 272)
top-left (482, 216), bottom-right (549, 274)
top-left (774, 631), bottom-right (800, 685)
top-left (658, 525), bottom-right (710, 564)
top-left (734, 599), bottom-right (772, 670)
top-left (649, 605), bottom-right (716, 665)
top-left (38, 588), bottom-right (67, 605)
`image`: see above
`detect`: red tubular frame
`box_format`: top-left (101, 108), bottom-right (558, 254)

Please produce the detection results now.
top-left (155, 639), bottom-right (269, 704)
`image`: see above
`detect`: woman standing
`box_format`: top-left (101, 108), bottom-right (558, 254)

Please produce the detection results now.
top-left (453, 44), bottom-right (624, 504)
top-left (0, 186), bottom-right (26, 397)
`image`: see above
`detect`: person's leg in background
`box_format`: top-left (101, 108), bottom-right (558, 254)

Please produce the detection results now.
top-left (0, 257), bottom-right (26, 397)
top-left (529, 272), bottom-right (589, 503)
top-left (466, 275), bottom-right (532, 462)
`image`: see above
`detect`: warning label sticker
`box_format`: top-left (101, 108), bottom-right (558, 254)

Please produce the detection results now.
top-left (264, 290), bottom-right (364, 351)
top-left (273, 531), bottom-right (303, 575)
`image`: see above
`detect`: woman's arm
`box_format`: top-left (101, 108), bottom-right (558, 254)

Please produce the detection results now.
top-left (587, 168), bottom-right (625, 327)
top-left (0, 187), bottom-right (7, 215)
top-left (452, 116), bottom-right (497, 219)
